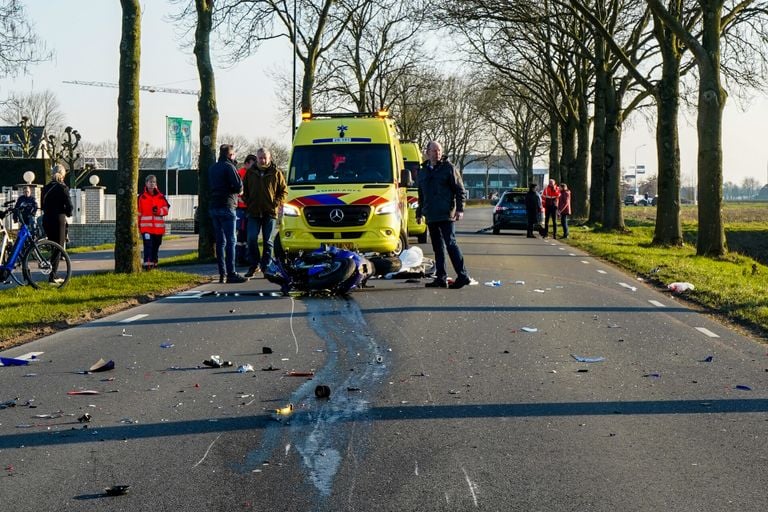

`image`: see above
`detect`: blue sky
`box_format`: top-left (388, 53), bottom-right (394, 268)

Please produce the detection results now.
top-left (1, 1), bottom-right (766, 186)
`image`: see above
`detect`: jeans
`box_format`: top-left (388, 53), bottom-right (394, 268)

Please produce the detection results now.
top-left (210, 207), bottom-right (237, 276)
top-left (247, 215), bottom-right (277, 269)
top-left (141, 233), bottom-right (163, 264)
top-left (560, 213), bottom-right (569, 238)
top-left (544, 205), bottom-right (558, 237)
top-left (427, 220), bottom-right (468, 281)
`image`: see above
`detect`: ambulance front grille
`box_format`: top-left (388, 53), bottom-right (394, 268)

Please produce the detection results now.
top-left (304, 205), bottom-right (371, 227)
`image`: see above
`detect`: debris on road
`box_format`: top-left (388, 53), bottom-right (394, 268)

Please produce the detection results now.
top-left (701, 355), bottom-right (714, 362)
top-left (315, 385), bottom-right (331, 398)
top-left (286, 371), bottom-right (314, 377)
top-left (571, 355), bottom-right (605, 363)
top-left (643, 373), bottom-right (661, 378)
top-left (1, 397), bottom-right (18, 409)
top-left (67, 390), bottom-right (100, 395)
top-left (484, 280), bottom-right (502, 287)
top-left (89, 359), bottom-right (115, 373)
top-left (203, 355), bottom-right (233, 368)
top-left (274, 403), bottom-right (294, 417)
top-left (104, 485), bottom-right (130, 496)
top-left (735, 385), bottom-right (752, 391)
top-left (120, 329), bottom-right (132, 337)
top-left (262, 346), bottom-right (273, 354)
top-left (0, 356), bottom-right (30, 366)
top-left (78, 413), bottom-right (92, 423)
top-left (237, 364), bottom-right (254, 373)
top-left (521, 327), bottom-right (538, 333)
top-left (261, 365), bottom-right (280, 371)
top-left (668, 282), bottom-right (695, 293)
top-left (160, 343), bottom-right (175, 349)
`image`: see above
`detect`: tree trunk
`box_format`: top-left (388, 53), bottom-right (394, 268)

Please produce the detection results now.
top-left (114, 0), bottom-right (141, 274)
top-left (695, 1), bottom-right (726, 256)
top-left (194, 0), bottom-right (217, 260)
top-left (559, 114), bottom-right (576, 187)
top-left (588, 42), bottom-right (607, 225)
top-left (602, 80), bottom-right (624, 231)
top-left (301, 49), bottom-right (318, 113)
top-left (547, 111), bottom-right (560, 185)
top-left (573, 90), bottom-right (590, 219)
top-left (652, 17), bottom-right (683, 246)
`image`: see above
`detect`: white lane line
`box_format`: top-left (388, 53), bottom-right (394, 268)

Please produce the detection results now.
top-left (596, 269), bottom-right (607, 274)
top-left (415, 461), bottom-right (419, 476)
top-left (165, 291), bottom-right (206, 300)
top-left (558, 247), bottom-right (565, 251)
top-left (568, 253), bottom-right (576, 256)
top-left (580, 260), bottom-right (589, 264)
top-left (648, 300), bottom-right (666, 308)
top-left (119, 314), bottom-right (148, 323)
top-left (695, 327), bottom-right (720, 338)
top-left (461, 466), bottom-right (479, 508)
top-left (618, 282), bottom-right (638, 291)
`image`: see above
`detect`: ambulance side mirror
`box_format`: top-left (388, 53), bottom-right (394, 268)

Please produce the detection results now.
top-left (400, 169), bottom-right (412, 187)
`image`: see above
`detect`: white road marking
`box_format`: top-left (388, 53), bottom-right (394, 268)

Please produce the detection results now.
top-left (558, 247), bottom-right (565, 251)
top-left (461, 466), bottom-right (479, 507)
top-left (192, 434), bottom-right (222, 468)
top-left (581, 260), bottom-right (589, 264)
top-left (596, 269), bottom-right (607, 274)
top-left (119, 314), bottom-right (148, 323)
top-left (165, 291), bottom-right (207, 300)
top-left (695, 327), bottom-right (720, 338)
top-left (415, 461), bottom-right (419, 476)
top-left (618, 282), bottom-right (637, 292)
top-left (15, 352), bottom-right (44, 361)
top-left (568, 253), bottom-right (576, 256)
top-left (648, 300), bottom-right (666, 308)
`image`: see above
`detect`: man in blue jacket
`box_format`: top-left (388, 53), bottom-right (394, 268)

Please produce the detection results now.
top-left (415, 141), bottom-right (473, 289)
top-left (208, 144), bottom-right (247, 283)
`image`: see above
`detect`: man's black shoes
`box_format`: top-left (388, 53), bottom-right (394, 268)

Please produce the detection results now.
top-left (449, 275), bottom-right (472, 289)
top-left (425, 278), bottom-right (448, 288)
top-left (226, 273), bottom-right (247, 283)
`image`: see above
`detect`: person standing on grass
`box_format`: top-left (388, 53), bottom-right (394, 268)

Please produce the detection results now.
top-left (242, 147), bottom-right (287, 279)
top-left (137, 175), bottom-right (170, 270)
top-left (41, 164), bottom-right (73, 284)
top-left (415, 140), bottom-right (473, 290)
top-left (542, 178), bottom-right (560, 239)
top-left (558, 182), bottom-right (572, 239)
top-left (208, 144), bottom-right (247, 284)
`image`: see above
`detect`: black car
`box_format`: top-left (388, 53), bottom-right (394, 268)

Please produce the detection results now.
top-left (492, 189), bottom-right (543, 234)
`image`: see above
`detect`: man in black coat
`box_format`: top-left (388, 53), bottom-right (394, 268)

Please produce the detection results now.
top-left (525, 183), bottom-right (542, 238)
top-left (208, 144), bottom-right (247, 283)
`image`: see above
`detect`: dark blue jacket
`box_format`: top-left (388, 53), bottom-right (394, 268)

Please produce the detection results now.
top-left (416, 158), bottom-right (466, 223)
top-left (208, 158), bottom-right (242, 209)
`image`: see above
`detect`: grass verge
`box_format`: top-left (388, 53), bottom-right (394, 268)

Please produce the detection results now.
top-left (566, 218), bottom-right (768, 339)
top-left (0, 270), bottom-right (204, 350)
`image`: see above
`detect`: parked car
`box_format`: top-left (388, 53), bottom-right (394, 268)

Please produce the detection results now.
top-left (492, 189), bottom-right (543, 234)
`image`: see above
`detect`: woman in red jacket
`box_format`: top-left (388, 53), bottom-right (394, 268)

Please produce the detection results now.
top-left (558, 182), bottom-right (572, 239)
top-left (137, 175), bottom-right (170, 270)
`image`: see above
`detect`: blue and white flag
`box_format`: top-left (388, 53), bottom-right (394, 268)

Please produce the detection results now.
top-left (165, 117), bottom-right (192, 169)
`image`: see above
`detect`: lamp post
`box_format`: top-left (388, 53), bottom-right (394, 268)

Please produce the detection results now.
top-left (633, 143), bottom-right (647, 196)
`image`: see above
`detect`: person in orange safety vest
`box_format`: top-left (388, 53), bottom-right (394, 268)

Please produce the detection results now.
top-left (138, 174), bottom-right (170, 270)
top-left (541, 178), bottom-right (561, 239)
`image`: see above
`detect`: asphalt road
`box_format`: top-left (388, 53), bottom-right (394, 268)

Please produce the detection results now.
top-left (1, 209), bottom-right (766, 511)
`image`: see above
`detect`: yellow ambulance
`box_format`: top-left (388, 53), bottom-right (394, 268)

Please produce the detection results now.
top-left (279, 111), bottom-right (409, 255)
top-left (399, 140), bottom-right (428, 243)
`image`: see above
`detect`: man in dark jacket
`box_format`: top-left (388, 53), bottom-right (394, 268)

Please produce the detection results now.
top-left (208, 144), bottom-right (247, 283)
top-left (242, 147), bottom-right (287, 278)
top-left (525, 183), bottom-right (542, 238)
top-left (416, 141), bottom-right (473, 289)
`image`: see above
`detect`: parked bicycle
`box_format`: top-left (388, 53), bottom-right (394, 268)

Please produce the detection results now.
top-left (0, 200), bottom-right (71, 289)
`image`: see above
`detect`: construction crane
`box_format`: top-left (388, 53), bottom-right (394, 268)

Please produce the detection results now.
top-left (63, 80), bottom-right (199, 96)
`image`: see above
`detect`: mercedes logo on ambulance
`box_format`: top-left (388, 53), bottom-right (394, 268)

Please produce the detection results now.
top-left (329, 209), bottom-right (344, 223)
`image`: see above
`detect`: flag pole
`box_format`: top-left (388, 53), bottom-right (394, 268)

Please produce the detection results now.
top-left (165, 116), bottom-right (169, 195)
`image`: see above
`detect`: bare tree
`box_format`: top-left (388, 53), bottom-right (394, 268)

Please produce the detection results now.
top-left (115, 0), bottom-right (142, 274)
top-left (0, 90), bottom-right (65, 132)
top-left (0, 0), bottom-right (51, 80)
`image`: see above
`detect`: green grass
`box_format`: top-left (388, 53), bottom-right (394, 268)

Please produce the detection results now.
top-left (157, 251), bottom-right (206, 266)
top-left (567, 211), bottom-right (768, 337)
top-left (0, 270), bottom-right (203, 348)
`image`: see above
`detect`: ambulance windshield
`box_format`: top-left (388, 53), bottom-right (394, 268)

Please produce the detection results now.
top-left (289, 144), bottom-right (393, 185)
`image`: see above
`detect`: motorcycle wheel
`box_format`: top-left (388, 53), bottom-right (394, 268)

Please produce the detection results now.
top-left (307, 258), bottom-right (356, 290)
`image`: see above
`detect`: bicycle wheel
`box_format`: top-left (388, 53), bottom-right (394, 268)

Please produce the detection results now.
top-left (23, 240), bottom-right (71, 289)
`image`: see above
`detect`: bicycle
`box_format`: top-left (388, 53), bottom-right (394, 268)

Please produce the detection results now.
top-left (0, 200), bottom-right (72, 289)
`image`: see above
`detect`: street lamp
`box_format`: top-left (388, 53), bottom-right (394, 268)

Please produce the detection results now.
top-left (633, 143), bottom-right (647, 196)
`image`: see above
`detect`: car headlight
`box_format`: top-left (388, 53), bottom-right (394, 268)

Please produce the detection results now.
top-left (283, 204), bottom-right (300, 217)
top-left (375, 201), bottom-right (397, 215)
top-left (408, 201), bottom-right (419, 209)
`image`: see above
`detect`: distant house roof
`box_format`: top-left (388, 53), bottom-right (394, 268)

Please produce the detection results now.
top-left (0, 125), bottom-right (47, 158)
top-left (461, 154), bottom-right (547, 176)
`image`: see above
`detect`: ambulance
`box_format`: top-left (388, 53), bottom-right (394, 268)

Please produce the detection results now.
top-left (279, 111), bottom-right (410, 255)
top-left (399, 140), bottom-right (428, 243)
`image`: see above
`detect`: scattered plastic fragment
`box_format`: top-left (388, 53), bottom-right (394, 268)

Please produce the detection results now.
top-left (484, 280), bottom-right (502, 287)
top-left (67, 390), bottom-right (100, 395)
top-left (120, 329), bottom-right (132, 337)
top-left (514, 280), bottom-right (525, 285)
top-left (0, 397), bottom-right (18, 409)
top-left (735, 385), bottom-right (752, 391)
top-left (286, 371), bottom-right (314, 377)
top-left (668, 282), bottom-right (695, 293)
top-left (262, 346), bottom-right (273, 354)
top-left (701, 355), bottom-right (714, 363)
top-left (203, 355), bottom-right (233, 368)
top-left (78, 413), bottom-right (92, 423)
top-left (448, 390), bottom-right (461, 395)
top-left (229, 309), bottom-right (236, 313)
top-left (89, 359), bottom-right (115, 373)
top-left (375, 355), bottom-right (384, 364)
top-left (577, 369), bottom-right (589, 373)
top-left (571, 355), bottom-right (605, 363)
top-left (160, 343), bottom-right (175, 349)
top-left (314, 385), bottom-right (331, 398)
top-left (521, 327), bottom-right (538, 333)
top-left (533, 289), bottom-right (545, 293)
top-left (0, 356), bottom-right (30, 366)
top-left (643, 373), bottom-right (661, 378)
top-left (104, 485), bottom-right (130, 496)
top-left (274, 403), bottom-right (294, 416)
top-left (261, 365), bottom-right (280, 371)
top-left (237, 364), bottom-right (254, 373)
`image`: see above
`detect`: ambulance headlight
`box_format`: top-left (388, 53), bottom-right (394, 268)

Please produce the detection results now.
top-left (283, 204), bottom-right (300, 217)
top-left (408, 201), bottom-right (419, 209)
top-left (375, 202), bottom-right (397, 215)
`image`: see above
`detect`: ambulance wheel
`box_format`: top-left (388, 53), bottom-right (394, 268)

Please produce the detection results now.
top-left (392, 231), bottom-right (408, 256)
